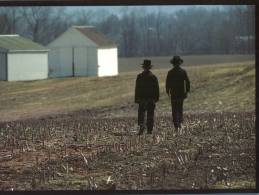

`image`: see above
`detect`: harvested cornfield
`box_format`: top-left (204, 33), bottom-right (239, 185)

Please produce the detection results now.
top-left (0, 110), bottom-right (255, 190)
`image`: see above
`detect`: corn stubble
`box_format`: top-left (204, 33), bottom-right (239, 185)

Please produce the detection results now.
top-left (0, 111), bottom-right (255, 190)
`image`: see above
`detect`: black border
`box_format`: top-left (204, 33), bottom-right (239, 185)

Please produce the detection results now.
top-left (0, 189), bottom-right (257, 194)
top-left (255, 2), bottom-right (259, 193)
top-left (0, 0), bottom-right (256, 6)
top-left (5, 53), bottom-right (8, 81)
top-left (0, 0), bottom-right (257, 194)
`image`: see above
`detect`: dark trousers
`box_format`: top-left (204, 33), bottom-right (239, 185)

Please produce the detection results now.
top-left (138, 101), bottom-right (155, 133)
top-left (171, 99), bottom-right (184, 128)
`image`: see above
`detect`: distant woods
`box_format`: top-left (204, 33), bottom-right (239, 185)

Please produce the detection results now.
top-left (0, 6), bottom-right (255, 57)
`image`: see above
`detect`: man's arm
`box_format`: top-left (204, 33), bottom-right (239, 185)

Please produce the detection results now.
top-left (165, 72), bottom-right (170, 96)
top-left (135, 75), bottom-right (140, 103)
top-left (154, 76), bottom-right (159, 102)
top-left (184, 71), bottom-right (190, 93)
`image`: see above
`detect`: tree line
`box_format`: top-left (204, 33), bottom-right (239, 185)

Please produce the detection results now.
top-left (0, 6), bottom-right (255, 57)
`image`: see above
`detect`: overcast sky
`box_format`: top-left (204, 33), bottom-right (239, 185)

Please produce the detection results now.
top-left (66, 5), bottom-right (229, 16)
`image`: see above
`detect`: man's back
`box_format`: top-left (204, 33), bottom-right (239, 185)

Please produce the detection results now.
top-left (166, 66), bottom-right (190, 99)
top-left (135, 71), bottom-right (159, 102)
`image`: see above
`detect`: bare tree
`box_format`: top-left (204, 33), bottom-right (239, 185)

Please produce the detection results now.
top-left (73, 9), bottom-right (94, 26)
top-left (0, 7), bottom-right (22, 34)
top-left (20, 7), bottom-right (69, 45)
top-left (0, 12), bottom-right (10, 34)
top-left (2, 6), bottom-right (253, 56)
top-left (120, 10), bottom-right (139, 57)
top-left (246, 5), bottom-right (255, 54)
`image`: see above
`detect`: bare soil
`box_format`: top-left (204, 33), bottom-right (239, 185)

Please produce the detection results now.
top-left (0, 106), bottom-right (255, 190)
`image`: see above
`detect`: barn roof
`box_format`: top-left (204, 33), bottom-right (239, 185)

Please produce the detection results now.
top-left (0, 35), bottom-right (48, 52)
top-left (73, 26), bottom-right (117, 48)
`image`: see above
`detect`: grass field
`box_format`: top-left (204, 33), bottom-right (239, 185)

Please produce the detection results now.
top-left (0, 55), bottom-right (256, 190)
top-left (118, 54), bottom-right (255, 72)
top-left (0, 55), bottom-right (255, 122)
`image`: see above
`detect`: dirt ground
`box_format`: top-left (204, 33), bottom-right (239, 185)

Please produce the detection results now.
top-left (0, 105), bottom-right (255, 190)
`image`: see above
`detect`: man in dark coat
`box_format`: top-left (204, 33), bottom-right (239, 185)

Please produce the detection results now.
top-left (135, 59), bottom-right (159, 135)
top-left (166, 56), bottom-right (190, 131)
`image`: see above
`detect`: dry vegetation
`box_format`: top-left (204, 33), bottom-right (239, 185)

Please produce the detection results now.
top-left (0, 111), bottom-right (255, 190)
top-left (0, 55), bottom-right (256, 190)
top-left (0, 57), bottom-right (255, 122)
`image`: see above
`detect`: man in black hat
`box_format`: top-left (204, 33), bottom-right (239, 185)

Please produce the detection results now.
top-left (135, 59), bottom-right (159, 135)
top-left (166, 56), bottom-right (190, 131)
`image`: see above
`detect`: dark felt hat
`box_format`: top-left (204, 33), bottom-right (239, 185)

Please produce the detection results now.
top-left (170, 56), bottom-right (183, 66)
top-left (141, 59), bottom-right (152, 69)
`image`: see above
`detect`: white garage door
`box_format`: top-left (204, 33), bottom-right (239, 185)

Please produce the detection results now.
top-left (8, 52), bottom-right (48, 81)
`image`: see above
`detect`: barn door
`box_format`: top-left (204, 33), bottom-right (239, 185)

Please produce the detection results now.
top-left (74, 47), bottom-right (88, 76)
top-left (59, 47), bottom-right (73, 77)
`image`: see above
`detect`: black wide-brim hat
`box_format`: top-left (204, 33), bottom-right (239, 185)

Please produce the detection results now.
top-left (141, 59), bottom-right (152, 68)
top-left (170, 56), bottom-right (183, 66)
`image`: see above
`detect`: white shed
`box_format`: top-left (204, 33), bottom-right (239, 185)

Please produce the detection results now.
top-left (47, 26), bottom-right (118, 78)
top-left (0, 35), bottom-right (48, 81)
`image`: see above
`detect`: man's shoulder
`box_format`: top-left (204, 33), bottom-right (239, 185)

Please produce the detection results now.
top-left (139, 71), bottom-right (156, 76)
top-left (149, 71), bottom-right (158, 79)
top-left (168, 67), bottom-right (187, 76)
top-left (176, 67), bottom-right (187, 74)
top-left (168, 68), bottom-right (176, 74)
top-left (180, 67), bottom-right (187, 72)
top-left (137, 72), bottom-right (144, 78)
top-left (168, 68), bottom-right (173, 73)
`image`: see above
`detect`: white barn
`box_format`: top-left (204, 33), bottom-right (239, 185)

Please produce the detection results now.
top-left (0, 35), bottom-right (48, 81)
top-left (47, 26), bottom-right (118, 77)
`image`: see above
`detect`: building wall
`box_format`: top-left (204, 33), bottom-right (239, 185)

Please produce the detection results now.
top-left (48, 28), bottom-right (97, 48)
top-left (48, 48), bottom-right (61, 77)
top-left (0, 52), bottom-right (7, 80)
top-left (97, 48), bottom-right (118, 77)
top-left (8, 52), bottom-right (48, 81)
top-left (48, 28), bottom-right (98, 77)
top-left (74, 47), bottom-right (87, 76)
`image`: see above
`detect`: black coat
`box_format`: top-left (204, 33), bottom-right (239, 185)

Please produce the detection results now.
top-left (166, 66), bottom-right (190, 99)
top-left (135, 70), bottom-right (159, 103)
